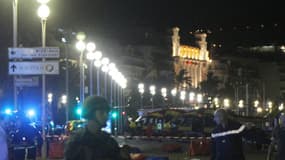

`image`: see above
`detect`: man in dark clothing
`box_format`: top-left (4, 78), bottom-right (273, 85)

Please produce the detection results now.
top-left (211, 109), bottom-right (246, 160)
top-left (64, 96), bottom-right (130, 160)
top-left (272, 113), bottom-right (285, 160)
top-left (12, 118), bottom-right (42, 160)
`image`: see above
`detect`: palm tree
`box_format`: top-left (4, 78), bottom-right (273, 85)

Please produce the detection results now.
top-left (175, 69), bottom-right (192, 90)
top-left (200, 72), bottom-right (220, 97)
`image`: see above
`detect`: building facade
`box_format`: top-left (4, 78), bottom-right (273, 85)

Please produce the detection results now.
top-left (172, 27), bottom-right (211, 89)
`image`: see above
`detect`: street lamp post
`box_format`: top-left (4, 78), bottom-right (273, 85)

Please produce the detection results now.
top-left (180, 90), bottom-right (186, 106)
top-left (138, 83), bottom-right (144, 109)
top-left (171, 88), bottom-right (177, 106)
top-left (197, 93), bottom-right (203, 108)
top-left (223, 98), bottom-right (230, 108)
top-left (76, 32), bottom-right (86, 105)
top-left (149, 85), bottom-right (156, 110)
top-left (238, 99), bottom-right (244, 115)
top-left (161, 88), bottom-right (167, 106)
top-left (37, 1), bottom-right (50, 159)
top-left (86, 42), bottom-right (96, 96)
top-left (268, 101), bottom-right (273, 112)
top-left (12, 0), bottom-right (18, 111)
top-left (61, 94), bottom-right (67, 121)
top-left (101, 57), bottom-right (110, 98)
top-left (214, 97), bottom-right (220, 108)
top-left (108, 63), bottom-right (116, 106)
top-left (94, 51), bottom-right (103, 95)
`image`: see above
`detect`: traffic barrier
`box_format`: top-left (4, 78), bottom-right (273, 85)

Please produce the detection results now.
top-left (118, 135), bottom-right (211, 142)
top-left (145, 156), bottom-right (169, 160)
top-left (189, 137), bottom-right (211, 156)
top-left (47, 135), bottom-right (66, 159)
top-left (48, 141), bottom-right (64, 158)
top-left (161, 143), bottom-right (182, 152)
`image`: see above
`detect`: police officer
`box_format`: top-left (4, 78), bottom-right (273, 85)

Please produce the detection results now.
top-left (211, 109), bottom-right (246, 160)
top-left (12, 116), bottom-right (42, 160)
top-left (64, 96), bottom-right (131, 160)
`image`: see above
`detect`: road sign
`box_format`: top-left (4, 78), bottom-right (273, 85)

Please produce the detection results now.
top-left (9, 61), bottom-right (59, 75)
top-left (15, 76), bottom-right (39, 87)
top-left (8, 47), bottom-right (60, 59)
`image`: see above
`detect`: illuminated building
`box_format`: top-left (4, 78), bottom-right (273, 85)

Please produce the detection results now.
top-left (172, 27), bottom-right (211, 89)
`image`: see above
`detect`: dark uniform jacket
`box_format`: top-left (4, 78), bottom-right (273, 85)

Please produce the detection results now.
top-left (64, 128), bottom-right (124, 160)
top-left (273, 126), bottom-right (285, 160)
top-left (211, 121), bottom-right (246, 160)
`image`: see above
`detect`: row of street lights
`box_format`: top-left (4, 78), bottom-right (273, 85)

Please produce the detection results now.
top-left (138, 83), bottom-right (204, 109)
top-left (75, 34), bottom-right (127, 108)
top-left (137, 83), bottom-right (285, 113)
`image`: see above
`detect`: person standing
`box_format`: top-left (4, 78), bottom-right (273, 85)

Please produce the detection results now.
top-left (64, 96), bottom-right (130, 160)
top-left (271, 113), bottom-right (285, 160)
top-left (210, 109), bottom-right (246, 160)
top-left (0, 114), bottom-right (8, 160)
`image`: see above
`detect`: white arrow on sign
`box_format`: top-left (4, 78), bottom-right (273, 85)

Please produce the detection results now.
top-left (8, 47), bottom-right (60, 59)
top-left (9, 61), bottom-right (59, 75)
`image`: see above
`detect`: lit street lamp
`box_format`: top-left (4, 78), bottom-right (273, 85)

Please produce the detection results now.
top-left (47, 93), bottom-right (53, 104)
top-left (94, 51), bottom-right (103, 95)
top-left (161, 88), bottom-right (167, 98)
top-left (47, 93), bottom-right (53, 132)
top-left (223, 98), bottom-right (230, 108)
top-left (214, 97), bottom-right (220, 108)
top-left (268, 101), bottom-right (273, 112)
top-left (279, 103), bottom-right (284, 111)
top-left (254, 100), bottom-right (259, 108)
top-left (37, 1), bottom-right (50, 158)
top-left (101, 57), bottom-right (110, 98)
top-left (197, 93), bottom-right (203, 103)
top-left (180, 90), bottom-right (186, 105)
top-left (149, 85), bottom-right (156, 109)
top-left (161, 87), bottom-right (167, 106)
top-left (76, 32), bottom-right (86, 106)
top-left (238, 100), bottom-right (244, 108)
top-left (138, 83), bottom-right (144, 109)
top-left (257, 107), bottom-right (263, 113)
top-left (108, 63), bottom-right (116, 106)
top-left (189, 92), bottom-right (195, 102)
top-left (86, 42), bottom-right (96, 96)
top-left (171, 88), bottom-right (177, 105)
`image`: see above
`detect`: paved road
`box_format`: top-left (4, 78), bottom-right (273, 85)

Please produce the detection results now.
top-left (116, 137), bottom-right (268, 160)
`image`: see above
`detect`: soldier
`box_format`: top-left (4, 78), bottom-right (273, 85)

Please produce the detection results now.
top-left (64, 96), bottom-right (130, 160)
top-left (211, 109), bottom-right (246, 160)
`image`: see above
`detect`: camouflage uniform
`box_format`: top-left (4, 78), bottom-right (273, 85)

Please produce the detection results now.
top-left (65, 128), bottom-right (124, 160)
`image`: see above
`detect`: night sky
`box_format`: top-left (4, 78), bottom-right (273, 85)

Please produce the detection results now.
top-left (0, 0), bottom-right (284, 43)
top-left (0, 0), bottom-right (284, 107)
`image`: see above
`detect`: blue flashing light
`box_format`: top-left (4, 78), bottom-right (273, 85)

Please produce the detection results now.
top-left (27, 109), bottom-right (35, 117)
top-left (4, 108), bottom-right (12, 115)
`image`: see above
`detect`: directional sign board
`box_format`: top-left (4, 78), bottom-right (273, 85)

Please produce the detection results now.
top-left (15, 76), bottom-right (39, 87)
top-left (9, 61), bottom-right (59, 75)
top-left (8, 47), bottom-right (60, 59)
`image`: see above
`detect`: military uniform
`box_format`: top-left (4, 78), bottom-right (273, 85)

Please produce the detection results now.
top-left (211, 121), bottom-right (246, 160)
top-left (64, 127), bottom-right (124, 160)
